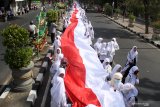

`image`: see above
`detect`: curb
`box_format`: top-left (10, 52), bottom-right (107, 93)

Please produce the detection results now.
top-left (103, 14), bottom-right (160, 49)
top-left (26, 47), bottom-right (53, 107)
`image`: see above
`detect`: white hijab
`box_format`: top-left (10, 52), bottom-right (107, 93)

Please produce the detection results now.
top-left (55, 48), bottom-right (64, 62)
top-left (94, 38), bottom-right (103, 53)
top-left (106, 41), bottom-right (115, 56)
top-left (112, 38), bottom-right (119, 50)
top-left (121, 83), bottom-right (138, 105)
top-left (128, 46), bottom-right (138, 61)
top-left (110, 64), bottom-right (122, 78)
top-left (129, 66), bottom-right (139, 74)
top-left (51, 68), bottom-right (67, 107)
top-left (54, 36), bottom-right (61, 52)
top-left (100, 42), bottom-right (107, 54)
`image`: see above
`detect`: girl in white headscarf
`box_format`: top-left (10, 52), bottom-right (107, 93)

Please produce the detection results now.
top-left (102, 58), bottom-right (112, 74)
top-left (106, 38), bottom-right (119, 66)
top-left (106, 64), bottom-right (122, 81)
top-left (99, 42), bottom-right (107, 62)
top-left (93, 38), bottom-right (103, 55)
top-left (50, 48), bottom-right (64, 76)
top-left (50, 68), bottom-right (67, 107)
top-left (110, 72), bottom-right (123, 91)
top-left (125, 66), bottom-right (139, 85)
top-left (53, 36), bottom-right (61, 54)
top-left (121, 46), bottom-right (138, 83)
top-left (121, 83), bottom-right (138, 107)
top-left (110, 64), bottom-right (122, 78)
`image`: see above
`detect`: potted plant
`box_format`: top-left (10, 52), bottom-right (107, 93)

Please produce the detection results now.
top-left (128, 14), bottom-right (136, 27)
top-left (104, 3), bottom-right (113, 16)
top-left (152, 20), bottom-right (160, 40)
top-left (114, 8), bottom-right (121, 20)
top-left (46, 9), bottom-right (59, 24)
top-left (1, 24), bottom-right (34, 91)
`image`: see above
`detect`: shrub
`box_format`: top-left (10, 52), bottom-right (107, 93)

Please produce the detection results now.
top-left (1, 24), bottom-right (33, 69)
top-left (152, 20), bottom-right (160, 29)
top-left (57, 2), bottom-right (66, 9)
top-left (46, 9), bottom-right (59, 23)
top-left (129, 14), bottom-right (136, 22)
top-left (114, 8), bottom-right (121, 14)
top-left (104, 3), bottom-right (112, 16)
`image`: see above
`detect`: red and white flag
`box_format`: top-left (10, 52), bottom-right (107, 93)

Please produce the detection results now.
top-left (61, 7), bottom-right (125, 107)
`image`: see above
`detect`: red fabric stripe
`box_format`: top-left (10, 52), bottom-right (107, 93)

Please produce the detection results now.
top-left (61, 9), bottom-right (101, 107)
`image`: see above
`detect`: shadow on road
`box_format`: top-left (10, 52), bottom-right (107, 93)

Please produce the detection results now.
top-left (94, 27), bottom-right (136, 40)
top-left (138, 78), bottom-right (160, 101)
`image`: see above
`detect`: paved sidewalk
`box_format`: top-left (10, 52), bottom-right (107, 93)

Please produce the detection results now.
top-left (106, 15), bottom-right (160, 48)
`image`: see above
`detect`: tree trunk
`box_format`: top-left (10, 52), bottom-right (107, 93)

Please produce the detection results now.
top-left (28, 0), bottom-right (32, 10)
top-left (144, 6), bottom-right (149, 34)
top-left (144, 0), bottom-right (149, 34)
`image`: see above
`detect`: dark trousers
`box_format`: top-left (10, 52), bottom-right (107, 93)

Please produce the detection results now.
top-left (51, 33), bottom-right (55, 43)
top-left (122, 63), bottom-right (135, 83)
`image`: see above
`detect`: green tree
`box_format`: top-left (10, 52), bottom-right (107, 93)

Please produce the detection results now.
top-left (125, 0), bottom-right (160, 34)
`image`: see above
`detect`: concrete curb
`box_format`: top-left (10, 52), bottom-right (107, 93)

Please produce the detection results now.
top-left (103, 14), bottom-right (160, 49)
top-left (26, 48), bottom-right (53, 107)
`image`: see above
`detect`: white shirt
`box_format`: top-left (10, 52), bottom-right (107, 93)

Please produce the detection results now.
top-left (50, 22), bottom-right (57, 33)
top-left (28, 24), bottom-right (36, 34)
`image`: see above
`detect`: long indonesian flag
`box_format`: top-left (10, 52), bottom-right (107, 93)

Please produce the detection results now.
top-left (61, 6), bottom-right (125, 107)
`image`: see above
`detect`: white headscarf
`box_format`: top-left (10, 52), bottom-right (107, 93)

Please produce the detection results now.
top-left (112, 38), bottom-right (119, 50)
top-left (54, 36), bottom-right (61, 52)
top-left (110, 64), bottom-right (122, 78)
top-left (106, 41), bottom-right (115, 56)
top-left (127, 46), bottom-right (138, 62)
top-left (125, 66), bottom-right (139, 85)
top-left (110, 72), bottom-right (123, 90)
top-left (121, 83), bottom-right (138, 107)
top-left (102, 58), bottom-right (110, 68)
top-left (129, 66), bottom-right (139, 74)
top-left (100, 42), bottom-right (107, 54)
top-left (94, 38), bottom-right (103, 53)
top-left (55, 48), bottom-right (64, 62)
top-left (51, 67), bottom-right (67, 107)
top-left (102, 58), bottom-right (112, 74)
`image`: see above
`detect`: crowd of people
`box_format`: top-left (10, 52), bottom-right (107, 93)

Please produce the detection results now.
top-left (49, 2), bottom-right (140, 107)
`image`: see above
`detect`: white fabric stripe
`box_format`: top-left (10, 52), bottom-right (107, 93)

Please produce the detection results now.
top-left (73, 10), bottom-right (125, 107)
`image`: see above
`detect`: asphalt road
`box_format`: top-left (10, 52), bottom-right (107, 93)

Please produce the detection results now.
top-left (87, 12), bottom-right (160, 107)
top-left (0, 9), bottom-right (40, 89)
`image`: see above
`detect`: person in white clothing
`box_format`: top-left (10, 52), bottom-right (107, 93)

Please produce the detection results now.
top-left (50, 21), bottom-right (58, 43)
top-left (50, 48), bottom-right (63, 76)
top-left (102, 58), bottom-right (112, 74)
top-left (54, 48), bottom-right (64, 62)
top-left (94, 38), bottom-right (103, 56)
top-left (53, 36), bottom-right (61, 53)
top-left (99, 42), bottom-right (107, 62)
top-left (125, 66), bottom-right (139, 85)
top-left (122, 46), bottom-right (138, 83)
top-left (106, 38), bottom-right (119, 66)
top-left (106, 64), bottom-right (122, 81)
top-left (50, 68), bottom-right (67, 107)
top-left (112, 38), bottom-right (119, 50)
top-left (28, 21), bottom-right (37, 39)
top-left (121, 83), bottom-right (138, 107)
top-left (110, 72), bottom-right (123, 91)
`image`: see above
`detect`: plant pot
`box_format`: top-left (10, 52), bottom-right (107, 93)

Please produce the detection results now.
top-left (11, 61), bottom-right (34, 91)
top-left (152, 28), bottom-right (160, 40)
top-left (128, 19), bottom-right (134, 27)
top-left (114, 14), bottom-right (119, 20)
